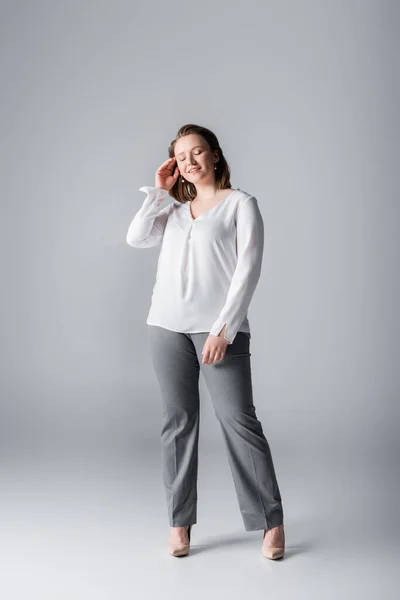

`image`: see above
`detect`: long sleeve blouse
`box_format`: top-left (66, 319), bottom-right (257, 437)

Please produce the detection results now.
top-left (126, 186), bottom-right (264, 344)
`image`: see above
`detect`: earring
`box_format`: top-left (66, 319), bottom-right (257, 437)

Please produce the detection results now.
top-left (182, 178), bottom-right (185, 182)
top-left (214, 164), bottom-right (217, 169)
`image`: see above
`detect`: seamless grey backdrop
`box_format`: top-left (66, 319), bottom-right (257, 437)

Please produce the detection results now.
top-left (0, 1), bottom-right (399, 598)
top-left (1, 0), bottom-right (397, 458)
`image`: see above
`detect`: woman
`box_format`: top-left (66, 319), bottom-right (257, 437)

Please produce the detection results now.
top-left (126, 124), bottom-right (285, 560)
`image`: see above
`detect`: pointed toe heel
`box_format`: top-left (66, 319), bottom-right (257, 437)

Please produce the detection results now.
top-left (168, 525), bottom-right (192, 557)
top-left (262, 525), bottom-right (285, 560)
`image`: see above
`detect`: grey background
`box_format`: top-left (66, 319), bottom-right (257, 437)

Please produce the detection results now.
top-left (1, 1), bottom-right (399, 599)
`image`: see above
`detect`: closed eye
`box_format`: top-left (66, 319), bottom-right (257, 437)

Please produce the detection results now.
top-left (178, 151), bottom-right (202, 161)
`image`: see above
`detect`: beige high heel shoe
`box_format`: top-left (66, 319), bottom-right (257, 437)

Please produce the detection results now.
top-left (262, 524), bottom-right (285, 560)
top-left (168, 525), bottom-right (192, 557)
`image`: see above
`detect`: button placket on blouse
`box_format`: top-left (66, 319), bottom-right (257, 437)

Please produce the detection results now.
top-left (182, 224), bottom-right (192, 276)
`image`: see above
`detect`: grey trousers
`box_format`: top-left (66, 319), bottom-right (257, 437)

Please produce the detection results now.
top-left (147, 324), bottom-right (284, 531)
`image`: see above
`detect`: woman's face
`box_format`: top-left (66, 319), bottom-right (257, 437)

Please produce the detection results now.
top-left (174, 134), bottom-right (217, 183)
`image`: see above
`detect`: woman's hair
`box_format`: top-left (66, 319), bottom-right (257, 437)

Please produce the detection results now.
top-left (167, 124), bottom-right (232, 203)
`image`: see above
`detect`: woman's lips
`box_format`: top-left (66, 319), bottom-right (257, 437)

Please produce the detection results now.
top-left (189, 168), bottom-right (200, 174)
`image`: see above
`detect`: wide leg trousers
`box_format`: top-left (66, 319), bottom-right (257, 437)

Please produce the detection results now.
top-left (147, 324), bottom-right (284, 531)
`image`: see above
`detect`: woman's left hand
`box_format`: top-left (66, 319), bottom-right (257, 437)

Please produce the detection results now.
top-left (202, 325), bottom-right (229, 365)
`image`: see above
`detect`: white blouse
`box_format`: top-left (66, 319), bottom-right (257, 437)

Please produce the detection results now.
top-left (126, 186), bottom-right (264, 344)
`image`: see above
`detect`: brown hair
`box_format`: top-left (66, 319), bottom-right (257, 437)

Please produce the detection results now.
top-left (167, 124), bottom-right (232, 203)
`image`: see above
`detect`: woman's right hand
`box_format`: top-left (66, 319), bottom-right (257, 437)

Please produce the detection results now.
top-left (155, 157), bottom-right (180, 192)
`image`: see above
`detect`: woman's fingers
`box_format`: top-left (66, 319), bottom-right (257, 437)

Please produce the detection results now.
top-left (157, 157), bottom-right (176, 174)
top-left (203, 350), bottom-right (225, 365)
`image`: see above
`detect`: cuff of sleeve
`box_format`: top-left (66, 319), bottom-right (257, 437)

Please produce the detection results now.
top-left (138, 186), bottom-right (170, 199)
top-left (209, 318), bottom-right (234, 344)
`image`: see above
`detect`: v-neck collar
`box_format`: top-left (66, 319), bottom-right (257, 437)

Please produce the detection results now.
top-left (188, 189), bottom-right (240, 221)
